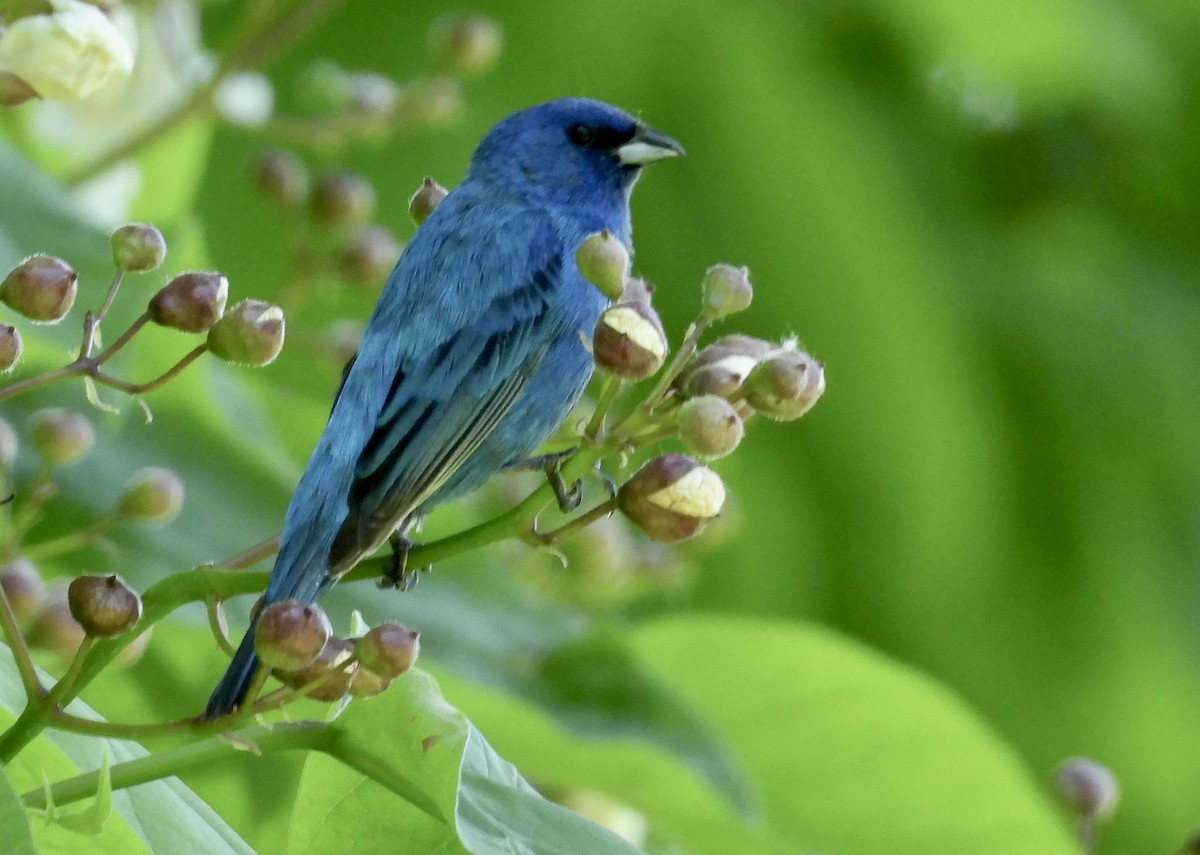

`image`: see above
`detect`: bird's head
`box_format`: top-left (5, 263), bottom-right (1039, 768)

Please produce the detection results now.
top-left (467, 98), bottom-right (684, 211)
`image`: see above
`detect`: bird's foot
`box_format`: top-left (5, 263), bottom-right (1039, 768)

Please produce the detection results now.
top-left (507, 448), bottom-right (584, 512)
top-left (378, 532), bottom-right (429, 592)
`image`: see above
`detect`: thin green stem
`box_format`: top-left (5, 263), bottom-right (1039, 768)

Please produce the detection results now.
top-left (0, 585), bottom-right (42, 700)
top-left (41, 636), bottom-right (95, 713)
top-left (22, 515), bottom-right (117, 562)
top-left (92, 312), bottom-right (148, 364)
top-left (0, 364), bottom-right (84, 403)
top-left (584, 375), bottom-right (623, 440)
top-left (92, 344), bottom-right (207, 396)
top-left (530, 499), bottom-right (617, 546)
top-left (631, 318), bottom-right (710, 421)
top-left (79, 270), bottom-right (126, 360)
top-left (21, 720), bottom-right (330, 809)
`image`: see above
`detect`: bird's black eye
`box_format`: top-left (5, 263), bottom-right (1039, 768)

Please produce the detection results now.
top-left (566, 123), bottom-right (596, 147)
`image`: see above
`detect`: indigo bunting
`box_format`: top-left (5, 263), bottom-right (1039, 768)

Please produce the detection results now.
top-left (204, 98), bottom-right (683, 718)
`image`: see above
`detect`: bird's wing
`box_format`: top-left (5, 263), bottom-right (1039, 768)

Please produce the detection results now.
top-left (329, 228), bottom-right (564, 568)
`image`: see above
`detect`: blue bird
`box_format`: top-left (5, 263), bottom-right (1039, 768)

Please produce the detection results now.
top-left (204, 98), bottom-right (683, 719)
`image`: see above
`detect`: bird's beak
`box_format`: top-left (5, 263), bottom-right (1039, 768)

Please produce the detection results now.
top-left (616, 124), bottom-right (686, 166)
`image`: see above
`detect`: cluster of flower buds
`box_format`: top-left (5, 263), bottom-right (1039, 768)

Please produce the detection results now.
top-left (253, 599), bottom-right (419, 706)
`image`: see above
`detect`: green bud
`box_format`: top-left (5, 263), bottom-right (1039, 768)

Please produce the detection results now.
top-left (338, 225), bottom-right (402, 287)
top-left (254, 599), bottom-right (332, 672)
top-left (429, 13), bottom-right (503, 76)
top-left (0, 254), bottom-right (78, 323)
top-left (348, 662), bottom-right (390, 698)
top-left (0, 72), bottom-right (39, 107)
top-left (408, 176), bottom-right (448, 226)
top-left (0, 324), bottom-right (22, 373)
top-left (148, 271), bottom-right (229, 333)
top-left (1055, 758), bottom-right (1119, 820)
top-left (67, 573), bottom-right (142, 637)
top-left (29, 407), bottom-right (93, 465)
top-left (700, 263), bottom-right (753, 320)
top-left (116, 467), bottom-right (184, 523)
top-left (0, 416), bottom-right (18, 469)
top-left (678, 395), bottom-right (744, 459)
top-left (742, 344), bottom-right (825, 421)
top-left (575, 230), bottom-right (628, 301)
top-left (254, 149), bottom-right (309, 207)
top-left (277, 636), bottom-right (357, 702)
top-left (111, 223), bottom-right (167, 272)
top-left (353, 622), bottom-right (419, 680)
top-left (206, 299), bottom-right (286, 366)
top-left (310, 170), bottom-right (376, 224)
top-left (0, 556), bottom-right (46, 628)
top-left (593, 302), bottom-right (667, 381)
top-left (618, 454), bottom-right (726, 542)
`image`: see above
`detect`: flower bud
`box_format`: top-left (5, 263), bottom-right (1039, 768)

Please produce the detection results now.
top-left (397, 78), bottom-right (463, 128)
top-left (0, 416), bottom-right (18, 469)
top-left (408, 176), bottom-right (448, 226)
top-left (575, 230), bottom-right (628, 301)
top-left (0, 0), bottom-right (133, 101)
top-left (742, 345), bottom-right (825, 421)
top-left (27, 597), bottom-right (85, 658)
top-left (206, 299), bottom-right (285, 366)
top-left (254, 149), bottom-right (309, 207)
top-left (1, 254), bottom-right (78, 323)
top-left (619, 276), bottom-right (655, 306)
top-left (1055, 757), bottom-right (1119, 820)
top-left (29, 407), bottom-right (93, 465)
top-left (618, 454), bottom-right (726, 542)
top-left (429, 13), bottom-right (503, 76)
top-left (678, 335), bottom-right (773, 399)
top-left (111, 223), bottom-right (167, 272)
top-left (338, 225), bottom-right (402, 287)
top-left (116, 467), bottom-right (184, 523)
top-left (277, 636), bottom-right (357, 702)
top-left (347, 72), bottom-right (399, 117)
top-left (254, 600), bottom-right (332, 672)
top-left (149, 271), bottom-right (229, 333)
top-left (348, 663), bottom-right (389, 699)
top-left (214, 71), bottom-right (274, 128)
top-left (67, 573), bottom-right (142, 637)
top-left (0, 556), bottom-right (45, 627)
top-left (353, 623), bottom-right (419, 680)
top-left (593, 302), bottom-right (667, 381)
top-left (310, 170), bottom-right (375, 225)
top-left (700, 264), bottom-right (753, 320)
top-left (678, 395), bottom-right (744, 459)
top-left (0, 72), bottom-right (38, 106)
top-left (0, 324), bottom-right (22, 373)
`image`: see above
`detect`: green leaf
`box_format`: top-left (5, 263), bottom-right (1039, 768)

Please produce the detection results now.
top-left (0, 646), bottom-right (253, 854)
top-left (0, 765), bottom-right (38, 855)
top-left (628, 616), bottom-right (1078, 855)
top-left (289, 668), bottom-right (644, 855)
top-left (47, 748), bottom-right (111, 834)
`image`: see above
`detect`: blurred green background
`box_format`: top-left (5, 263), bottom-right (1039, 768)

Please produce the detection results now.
top-left (3, 0), bottom-right (1200, 852)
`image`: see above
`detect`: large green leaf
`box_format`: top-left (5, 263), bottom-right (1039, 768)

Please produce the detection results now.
top-left (0, 765), bottom-right (38, 855)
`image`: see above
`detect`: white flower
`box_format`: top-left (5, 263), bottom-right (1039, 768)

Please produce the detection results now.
top-left (0, 0), bottom-right (134, 100)
top-left (214, 71), bottom-right (274, 128)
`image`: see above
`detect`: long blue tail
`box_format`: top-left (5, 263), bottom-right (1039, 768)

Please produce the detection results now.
top-left (202, 621), bottom-right (262, 720)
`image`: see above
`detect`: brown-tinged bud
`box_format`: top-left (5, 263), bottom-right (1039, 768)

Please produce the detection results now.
top-left (67, 573), bottom-right (142, 637)
top-left (742, 344), bottom-right (825, 421)
top-left (1055, 757), bottom-right (1119, 820)
top-left (700, 264), bottom-right (753, 320)
top-left (348, 662), bottom-right (389, 698)
top-left (206, 299), bottom-right (285, 366)
top-left (310, 170), bottom-right (375, 224)
top-left (353, 622), bottom-right (419, 680)
top-left (254, 600), bottom-right (332, 671)
top-left (0, 254), bottom-right (77, 323)
top-left (148, 271), bottom-right (229, 333)
top-left (254, 149), bottom-right (309, 207)
top-left (29, 407), bottom-right (93, 465)
top-left (678, 395), bottom-right (744, 459)
top-left (678, 335), bottom-right (773, 399)
top-left (277, 635), bottom-right (356, 702)
top-left (575, 230), bottom-right (628, 301)
top-left (338, 225), bottom-right (402, 286)
top-left (618, 453), bottom-right (726, 542)
top-left (116, 467), bottom-right (184, 523)
top-left (0, 72), bottom-right (39, 107)
top-left (0, 324), bottom-right (22, 373)
top-left (593, 302), bottom-right (667, 381)
top-left (111, 223), bottom-right (166, 272)
top-left (0, 416), bottom-right (18, 468)
top-left (0, 556), bottom-right (46, 627)
top-left (429, 13), bottom-right (503, 76)
top-left (27, 598), bottom-right (85, 658)
top-left (408, 176), bottom-right (448, 226)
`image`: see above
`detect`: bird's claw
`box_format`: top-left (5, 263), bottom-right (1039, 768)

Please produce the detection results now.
top-left (379, 532), bottom-right (429, 592)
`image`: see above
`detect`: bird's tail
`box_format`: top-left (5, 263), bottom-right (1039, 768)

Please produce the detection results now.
top-left (202, 622), bottom-right (261, 720)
